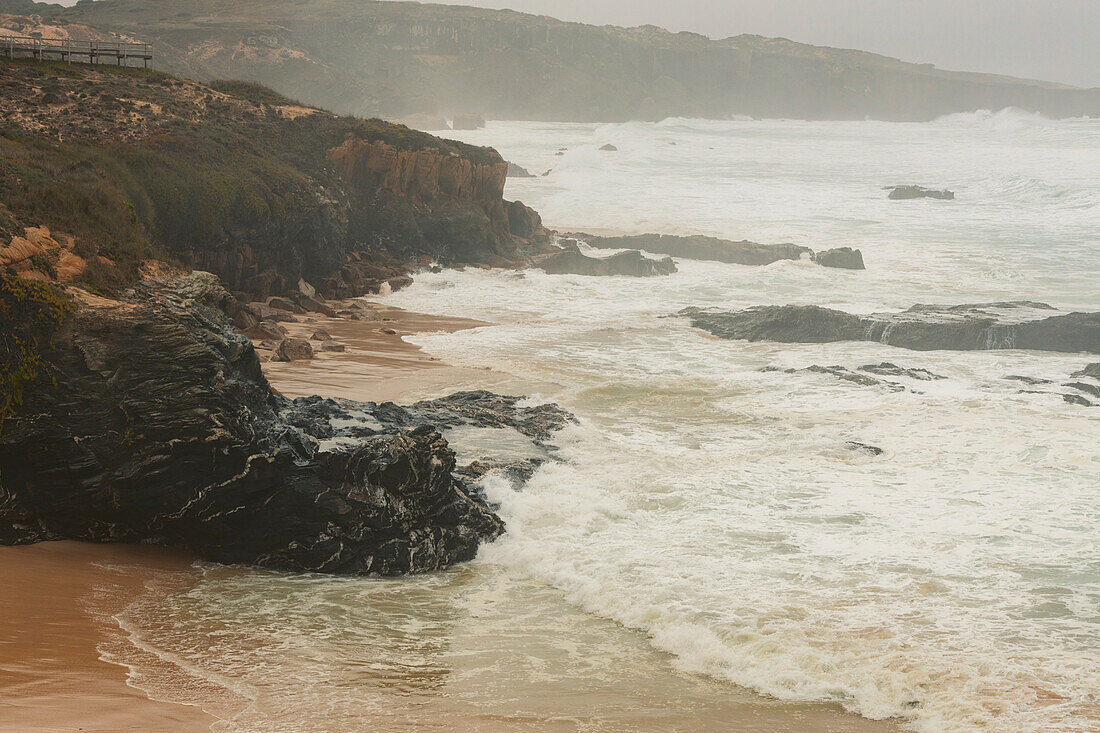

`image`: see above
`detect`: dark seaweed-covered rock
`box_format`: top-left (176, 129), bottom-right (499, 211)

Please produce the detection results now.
top-left (886, 185), bottom-right (955, 200)
top-left (577, 233), bottom-right (811, 267)
top-left (538, 241), bottom-right (676, 277)
top-left (860, 363), bottom-right (945, 381)
top-left (1071, 363), bottom-right (1100, 379)
top-left (681, 302), bottom-right (1100, 354)
top-left (813, 247), bottom-right (866, 270)
top-left (0, 273), bottom-right (532, 576)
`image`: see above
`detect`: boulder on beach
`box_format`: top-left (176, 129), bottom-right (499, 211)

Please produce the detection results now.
top-left (310, 329), bottom-right (333, 341)
top-left (886, 185), bottom-right (955, 200)
top-left (273, 338), bottom-right (314, 362)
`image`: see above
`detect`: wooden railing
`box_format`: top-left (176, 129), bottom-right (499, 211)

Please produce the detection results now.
top-left (1, 35), bottom-right (153, 68)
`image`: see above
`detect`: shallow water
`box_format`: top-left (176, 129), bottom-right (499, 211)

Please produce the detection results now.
top-left (121, 113), bottom-right (1099, 732)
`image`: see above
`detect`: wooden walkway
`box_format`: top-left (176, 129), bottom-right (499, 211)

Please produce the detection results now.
top-left (1, 35), bottom-right (153, 68)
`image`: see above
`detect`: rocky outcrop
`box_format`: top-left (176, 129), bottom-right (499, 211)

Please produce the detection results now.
top-left (681, 302), bottom-right (1100, 354)
top-left (887, 185), bottom-right (955, 200)
top-left (813, 247), bottom-right (866, 270)
top-left (576, 233), bottom-right (864, 270)
top-left (507, 162), bottom-right (536, 178)
top-left (0, 273), bottom-right (577, 575)
top-left (506, 200), bottom-right (548, 242)
top-left (273, 338), bottom-right (313, 361)
top-left (537, 241), bottom-right (676, 277)
top-left (1071, 363), bottom-right (1100, 379)
top-left (578, 233), bottom-right (811, 267)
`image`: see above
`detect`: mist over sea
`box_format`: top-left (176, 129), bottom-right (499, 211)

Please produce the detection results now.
top-left (118, 113), bottom-right (1099, 732)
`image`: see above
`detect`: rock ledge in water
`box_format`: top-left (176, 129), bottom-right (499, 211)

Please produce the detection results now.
top-left (886, 185), bottom-right (955, 200)
top-left (681, 302), bottom-right (1100, 354)
top-left (537, 240), bottom-right (676, 277)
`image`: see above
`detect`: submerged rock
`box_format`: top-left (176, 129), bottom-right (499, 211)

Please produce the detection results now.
top-left (813, 247), bottom-right (866, 270)
top-left (845, 442), bottom-right (884, 456)
top-left (681, 302), bottom-right (1100, 354)
top-left (886, 185), bottom-right (955, 200)
top-left (0, 273), bottom-right (566, 575)
top-left (599, 143), bottom-right (619, 151)
top-left (537, 241), bottom-right (676, 277)
top-left (860, 362), bottom-right (945, 381)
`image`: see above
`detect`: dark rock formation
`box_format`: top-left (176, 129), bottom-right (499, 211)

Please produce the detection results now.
top-left (273, 338), bottom-right (314, 362)
top-left (1063, 394), bottom-right (1095, 407)
top-left (886, 185), bottom-right (955, 200)
top-left (577, 233), bottom-right (811, 267)
top-left (813, 247), bottom-right (866, 270)
top-left (0, 274), bottom-right (577, 575)
top-left (320, 342), bottom-right (346, 352)
top-left (1071, 363), bottom-right (1100, 379)
top-left (845, 442), bottom-right (884, 456)
top-left (599, 144), bottom-right (619, 151)
top-left (310, 329), bottom-right (333, 342)
top-left (507, 162), bottom-right (536, 178)
top-left (681, 302), bottom-right (1100, 354)
top-left (762, 365), bottom-right (905, 392)
top-left (537, 241), bottom-right (676, 277)
top-left (506, 201), bottom-right (548, 242)
top-left (859, 362), bottom-right (945, 381)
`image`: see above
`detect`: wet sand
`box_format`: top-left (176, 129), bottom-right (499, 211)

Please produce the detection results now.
top-left (0, 542), bottom-right (213, 732)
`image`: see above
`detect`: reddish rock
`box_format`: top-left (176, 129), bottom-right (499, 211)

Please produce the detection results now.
top-left (273, 339), bottom-right (314, 362)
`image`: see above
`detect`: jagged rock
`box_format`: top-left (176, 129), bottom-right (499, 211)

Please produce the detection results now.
top-left (576, 233), bottom-right (812, 267)
top-left (887, 185), bottom-right (955, 200)
top-left (233, 308), bottom-right (259, 330)
top-left (298, 278), bottom-right (317, 299)
top-left (321, 342), bottom-right (346, 352)
top-left (506, 200), bottom-right (547, 241)
top-left (538, 241), bottom-right (676, 277)
top-left (311, 329), bottom-right (333, 341)
top-left (1065, 382), bottom-right (1100, 399)
top-left (682, 302), bottom-right (1100, 354)
top-left (0, 273), bottom-right (534, 575)
top-left (273, 338), bottom-right (314, 362)
top-left (452, 113), bottom-right (486, 130)
top-left (860, 362), bottom-right (945, 381)
top-left (507, 162), bottom-right (535, 178)
top-left (763, 365), bottom-right (905, 392)
top-left (599, 143), bottom-right (618, 151)
top-left (1071, 363), bottom-right (1100, 379)
top-left (1005, 375), bottom-right (1053, 385)
top-left (245, 320), bottom-right (289, 341)
top-left (267, 296), bottom-right (306, 314)
top-left (246, 302), bottom-right (297, 323)
top-left (845, 442), bottom-right (884, 456)
top-left (814, 247), bottom-right (866, 270)
top-left (1063, 394), bottom-right (1095, 407)
top-left (294, 292), bottom-right (338, 317)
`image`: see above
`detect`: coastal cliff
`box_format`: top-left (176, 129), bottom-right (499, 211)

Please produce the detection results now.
top-left (4, 0), bottom-right (1098, 121)
top-left (0, 60), bottom-right (549, 302)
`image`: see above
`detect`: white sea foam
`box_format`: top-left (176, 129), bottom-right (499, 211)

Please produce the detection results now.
top-left (119, 117), bottom-right (1099, 732)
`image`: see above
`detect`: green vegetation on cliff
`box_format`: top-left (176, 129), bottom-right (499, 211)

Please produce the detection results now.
top-left (0, 272), bottom-right (73, 428)
top-left (0, 59), bottom-right (533, 299)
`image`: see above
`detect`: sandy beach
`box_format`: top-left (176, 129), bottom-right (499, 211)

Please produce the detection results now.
top-left (0, 302), bottom-right (901, 733)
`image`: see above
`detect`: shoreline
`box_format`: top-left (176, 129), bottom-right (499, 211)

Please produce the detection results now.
top-left (0, 541), bottom-right (215, 733)
top-left (1, 300), bottom-right (902, 733)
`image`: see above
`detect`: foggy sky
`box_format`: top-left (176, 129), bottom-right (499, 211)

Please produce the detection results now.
top-left (433, 0), bottom-right (1100, 88)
